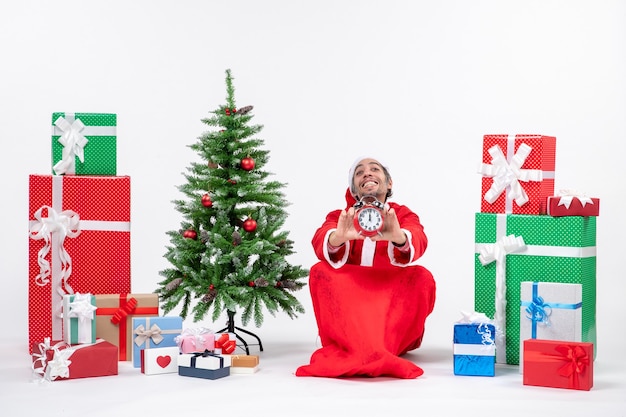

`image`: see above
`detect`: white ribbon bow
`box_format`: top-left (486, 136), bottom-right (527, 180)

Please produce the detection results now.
top-left (478, 234), bottom-right (526, 363)
top-left (175, 327), bottom-right (213, 348)
top-left (479, 143), bottom-right (543, 208)
top-left (28, 205), bottom-right (81, 289)
top-left (67, 292), bottom-right (97, 324)
top-left (134, 324), bottom-right (164, 346)
top-left (46, 348), bottom-right (73, 380)
top-left (31, 338), bottom-right (71, 382)
top-left (556, 189), bottom-right (594, 209)
top-left (53, 116), bottom-right (89, 175)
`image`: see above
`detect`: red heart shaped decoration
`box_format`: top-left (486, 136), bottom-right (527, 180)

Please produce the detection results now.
top-left (157, 355), bottom-right (171, 368)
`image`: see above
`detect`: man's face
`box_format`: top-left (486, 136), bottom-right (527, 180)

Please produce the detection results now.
top-left (352, 158), bottom-right (392, 201)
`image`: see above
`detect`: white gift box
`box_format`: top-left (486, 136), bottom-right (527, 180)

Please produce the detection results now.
top-left (141, 346), bottom-right (179, 375)
top-left (519, 281), bottom-right (582, 372)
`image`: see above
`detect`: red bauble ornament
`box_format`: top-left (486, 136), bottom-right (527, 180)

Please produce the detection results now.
top-left (248, 281), bottom-right (255, 287)
top-left (201, 193), bottom-right (213, 207)
top-left (225, 109), bottom-right (231, 116)
top-left (209, 284), bottom-right (214, 290)
top-left (227, 179), bottom-right (237, 185)
top-left (242, 217), bottom-right (257, 232)
top-left (183, 229), bottom-right (197, 240)
top-left (240, 156), bottom-right (255, 171)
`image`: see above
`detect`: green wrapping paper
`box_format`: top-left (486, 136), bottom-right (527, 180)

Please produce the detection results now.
top-left (51, 112), bottom-right (117, 175)
top-left (474, 212), bottom-right (596, 365)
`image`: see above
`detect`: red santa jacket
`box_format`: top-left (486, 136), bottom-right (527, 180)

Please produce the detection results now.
top-left (312, 189), bottom-right (428, 268)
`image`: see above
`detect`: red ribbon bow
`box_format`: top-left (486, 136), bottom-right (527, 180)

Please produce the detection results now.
top-left (555, 344), bottom-right (589, 388)
top-left (110, 297), bottom-right (138, 324)
top-left (215, 334), bottom-right (236, 354)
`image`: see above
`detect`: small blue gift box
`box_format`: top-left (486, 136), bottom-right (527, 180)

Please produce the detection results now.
top-left (131, 316), bottom-right (183, 368)
top-left (178, 352), bottom-right (230, 380)
top-left (453, 323), bottom-right (496, 376)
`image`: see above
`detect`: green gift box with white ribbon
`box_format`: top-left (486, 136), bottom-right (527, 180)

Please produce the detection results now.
top-left (63, 293), bottom-right (97, 345)
top-left (51, 112), bottom-right (117, 175)
top-left (474, 212), bottom-right (596, 365)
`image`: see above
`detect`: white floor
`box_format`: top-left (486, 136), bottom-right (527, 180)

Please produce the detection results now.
top-left (2, 330), bottom-right (625, 417)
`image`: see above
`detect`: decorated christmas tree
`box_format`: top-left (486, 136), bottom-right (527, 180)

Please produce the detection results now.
top-left (156, 69), bottom-right (308, 335)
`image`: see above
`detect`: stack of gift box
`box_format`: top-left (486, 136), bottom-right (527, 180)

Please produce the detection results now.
top-left (453, 134), bottom-right (598, 391)
top-left (28, 112), bottom-right (259, 382)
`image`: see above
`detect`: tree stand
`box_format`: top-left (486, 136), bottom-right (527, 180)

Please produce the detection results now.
top-left (217, 310), bottom-right (264, 355)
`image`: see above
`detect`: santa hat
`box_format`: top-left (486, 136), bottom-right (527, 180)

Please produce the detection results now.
top-left (348, 156), bottom-right (391, 197)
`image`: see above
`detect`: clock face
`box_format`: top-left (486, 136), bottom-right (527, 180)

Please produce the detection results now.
top-left (357, 207), bottom-right (383, 233)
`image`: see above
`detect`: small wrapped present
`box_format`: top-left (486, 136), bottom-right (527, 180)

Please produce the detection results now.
top-left (214, 332), bottom-right (237, 354)
top-left (178, 352), bottom-right (230, 380)
top-left (28, 174), bottom-right (131, 352)
top-left (95, 293), bottom-right (159, 361)
top-left (453, 312), bottom-right (496, 377)
top-left (51, 112), bottom-right (117, 175)
top-left (523, 339), bottom-right (593, 391)
top-left (141, 346), bottom-right (179, 375)
top-left (132, 316), bottom-right (183, 368)
top-left (519, 281), bottom-right (582, 371)
top-left (224, 354), bottom-right (260, 374)
top-left (547, 190), bottom-right (600, 217)
top-left (31, 338), bottom-right (118, 382)
top-left (478, 134), bottom-right (556, 215)
top-left (175, 327), bottom-right (215, 354)
top-left (63, 293), bottom-right (97, 344)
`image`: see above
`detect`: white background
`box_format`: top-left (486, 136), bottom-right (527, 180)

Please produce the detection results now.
top-left (1, 1), bottom-right (625, 415)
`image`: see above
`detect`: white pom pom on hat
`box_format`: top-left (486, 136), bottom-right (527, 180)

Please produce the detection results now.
top-left (348, 156), bottom-right (391, 197)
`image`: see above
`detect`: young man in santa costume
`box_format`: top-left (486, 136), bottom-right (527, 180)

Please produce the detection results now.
top-left (296, 156), bottom-right (436, 379)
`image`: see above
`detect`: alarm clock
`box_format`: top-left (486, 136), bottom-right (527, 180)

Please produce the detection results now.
top-left (353, 195), bottom-right (385, 237)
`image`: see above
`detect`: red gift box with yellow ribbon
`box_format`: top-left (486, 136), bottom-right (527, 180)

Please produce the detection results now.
top-left (95, 293), bottom-right (159, 361)
top-left (28, 175), bottom-right (131, 353)
top-left (523, 339), bottom-right (593, 391)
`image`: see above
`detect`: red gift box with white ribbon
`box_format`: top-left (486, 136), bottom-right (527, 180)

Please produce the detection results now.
top-left (28, 175), bottom-right (131, 353)
top-left (31, 338), bottom-right (118, 382)
top-left (478, 134), bottom-right (556, 215)
top-left (546, 190), bottom-right (600, 217)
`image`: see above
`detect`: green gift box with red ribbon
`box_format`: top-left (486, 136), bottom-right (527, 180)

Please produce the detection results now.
top-left (51, 112), bottom-right (117, 175)
top-left (28, 175), bottom-right (131, 353)
top-left (474, 212), bottom-right (596, 365)
top-left (95, 293), bottom-right (160, 361)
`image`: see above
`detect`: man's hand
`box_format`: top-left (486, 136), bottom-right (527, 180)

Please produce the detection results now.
top-left (329, 207), bottom-right (362, 246)
top-left (369, 207), bottom-right (407, 245)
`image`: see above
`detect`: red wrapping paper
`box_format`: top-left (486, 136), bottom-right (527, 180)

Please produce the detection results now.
top-left (28, 175), bottom-right (131, 353)
top-left (547, 196), bottom-right (600, 217)
top-left (31, 339), bottom-right (118, 381)
top-left (480, 134), bottom-right (556, 215)
top-left (523, 339), bottom-right (593, 391)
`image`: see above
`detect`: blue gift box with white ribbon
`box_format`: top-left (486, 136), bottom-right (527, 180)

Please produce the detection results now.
top-left (453, 323), bottom-right (496, 376)
top-left (131, 316), bottom-right (183, 368)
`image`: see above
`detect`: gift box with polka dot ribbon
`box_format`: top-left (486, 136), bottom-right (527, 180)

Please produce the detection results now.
top-left (473, 212), bottom-right (596, 365)
top-left (28, 174), bottom-right (131, 353)
top-left (51, 112), bottom-right (117, 176)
